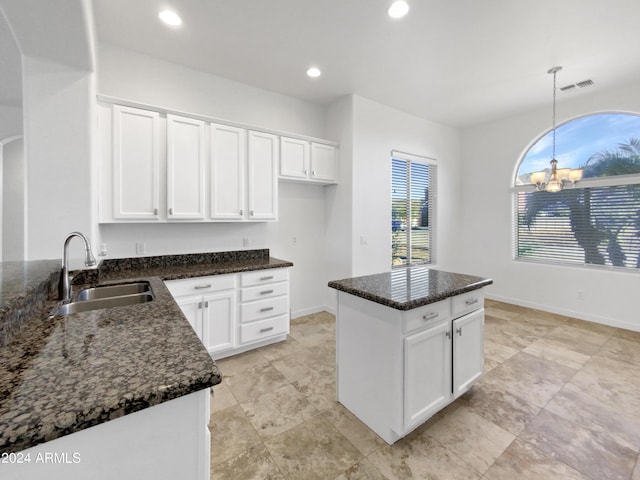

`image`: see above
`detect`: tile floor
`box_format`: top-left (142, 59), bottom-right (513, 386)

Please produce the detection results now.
top-left (209, 301), bottom-right (640, 480)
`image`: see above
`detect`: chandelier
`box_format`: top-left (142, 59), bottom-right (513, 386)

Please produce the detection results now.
top-left (530, 66), bottom-right (583, 192)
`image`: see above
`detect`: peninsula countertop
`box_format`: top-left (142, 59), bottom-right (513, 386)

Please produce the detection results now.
top-left (328, 266), bottom-right (493, 310)
top-left (0, 249), bottom-right (293, 454)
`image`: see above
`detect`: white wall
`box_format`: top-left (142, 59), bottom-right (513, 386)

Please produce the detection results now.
top-left (0, 104), bottom-right (22, 139)
top-left (2, 136), bottom-right (24, 260)
top-left (22, 56), bottom-right (96, 263)
top-left (350, 95), bottom-right (463, 276)
top-left (324, 95), bottom-right (354, 298)
top-left (460, 82), bottom-right (640, 331)
top-left (96, 44), bottom-right (332, 317)
top-left (98, 44), bottom-right (326, 139)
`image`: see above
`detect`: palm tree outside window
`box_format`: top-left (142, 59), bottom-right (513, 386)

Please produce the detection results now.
top-left (513, 112), bottom-right (640, 270)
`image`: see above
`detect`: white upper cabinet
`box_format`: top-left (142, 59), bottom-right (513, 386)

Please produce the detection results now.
top-left (167, 114), bottom-right (206, 220)
top-left (279, 137), bottom-right (310, 180)
top-left (99, 100), bottom-right (338, 223)
top-left (310, 142), bottom-right (338, 182)
top-left (110, 105), bottom-right (160, 220)
top-left (210, 124), bottom-right (246, 220)
top-left (279, 136), bottom-right (338, 184)
top-left (248, 131), bottom-right (278, 221)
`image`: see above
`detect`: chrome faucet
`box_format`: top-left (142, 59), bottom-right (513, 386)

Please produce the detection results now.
top-left (59, 232), bottom-right (97, 303)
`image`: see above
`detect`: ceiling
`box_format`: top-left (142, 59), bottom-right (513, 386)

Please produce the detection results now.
top-left (4, 1), bottom-right (640, 128)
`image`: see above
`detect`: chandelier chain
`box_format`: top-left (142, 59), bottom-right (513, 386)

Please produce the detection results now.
top-left (552, 68), bottom-right (557, 161)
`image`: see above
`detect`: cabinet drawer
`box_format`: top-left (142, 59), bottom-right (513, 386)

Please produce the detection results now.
top-left (403, 299), bottom-right (451, 334)
top-left (240, 314), bottom-right (289, 344)
top-left (240, 296), bottom-right (289, 323)
top-left (452, 290), bottom-right (484, 317)
top-left (240, 268), bottom-right (289, 287)
top-left (241, 282), bottom-right (288, 302)
top-left (165, 274), bottom-right (236, 298)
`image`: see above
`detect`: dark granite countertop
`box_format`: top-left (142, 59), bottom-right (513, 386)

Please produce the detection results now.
top-left (328, 266), bottom-right (493, 310)
top-left (0, 249), bottom-right (293, 454)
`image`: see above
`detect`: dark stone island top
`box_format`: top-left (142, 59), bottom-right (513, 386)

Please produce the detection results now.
top-left (329, 266), bottom-right (493, 310)
top-left (0, 249), bottom-right (293, 454)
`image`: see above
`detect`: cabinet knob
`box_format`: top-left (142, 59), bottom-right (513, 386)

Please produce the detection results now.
top-left (445, 330), bottom-right (451, 339)
top-left (456, 327), bottom-right (462, 336)
top-left (250, 210), bottom-right (254, 216)
top-left (240, 209), bottom-right (243, 216)
top-left (153, 208), bottom-right (158, 216)
top-left (169, 208), bottom-right (173, 215)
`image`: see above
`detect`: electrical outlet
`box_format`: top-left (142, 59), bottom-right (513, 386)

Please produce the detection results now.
top-left (98, 243), bottom-right (108, 256)
top-left (577, 290), bottom-right (584, 300)
top-left (135, 242), bottom-right (146, 255)
top-left (291, 237), bottom-right (297, 246)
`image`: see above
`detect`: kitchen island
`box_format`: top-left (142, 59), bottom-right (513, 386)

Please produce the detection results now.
top-left (329, 267), bottom-right (493, 444)
top-left (0, 249), bottom-right (292, 479)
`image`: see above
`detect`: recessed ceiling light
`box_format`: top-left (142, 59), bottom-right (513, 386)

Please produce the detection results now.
top-left (306, 67), bottom-right (322, 78)
top-left (159, 9), bottom-right (182, 26)
top-left (388, 1), bottom-right (409, 19)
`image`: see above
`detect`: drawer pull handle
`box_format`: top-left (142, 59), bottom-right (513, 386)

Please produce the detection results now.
top-left (422, 312), bottom-right (439, 321)
top-left (260, 306), bottom-right (274, 312)
top-left (456, 327), bottom-right (462, 336)
top-left (260, 275), bottom-right (274, 281)
top-left (260, 289), bottom-right (274, 295)
top-left (445, 330), bottom-right (451, 339)
top-left (194, 284), bottom-right (212, 290)
top-left (465, 298), bottom-right (479, 306)
top-left (259, 326), bottom-right (274, 333)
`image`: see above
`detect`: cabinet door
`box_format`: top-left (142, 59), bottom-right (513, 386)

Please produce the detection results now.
top-left (210, 124), bottom-right (246, 220)
top-left (202, 290), bottom-right (237, 355)
top-left (176, 297), bottom-right (204, 339)
top-left (279, 137), bottom-right (309, 179)
top-left (404, 320), bottom-right (452, 430)
top-left (167, 114), bottom-right (206, 219)
top-left (112, 105), bottom-right (160, 220)
top-left (310, 143), bottom-right (337, 182)
top-left (453, 309), bottom-right (484, 398)
top-left (247, 131), bottom-right (278, 220)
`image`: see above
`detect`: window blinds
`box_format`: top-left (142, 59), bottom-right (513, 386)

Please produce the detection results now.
top-left (392, 156), bottom-right (437, 266)
top-left (514, 184), bottom-right (640, 269)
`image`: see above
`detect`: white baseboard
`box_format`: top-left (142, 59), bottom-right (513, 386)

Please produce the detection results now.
top-left (291, 305), bottom-right (336, 319)
top-left (486, 293), bottom-right (640, 333)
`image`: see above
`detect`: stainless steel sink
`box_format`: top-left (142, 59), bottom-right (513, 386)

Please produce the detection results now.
top-left (74, 282), bottom-right (151, 301)
top-left (52, 293), bottom-right (155, 316)
top-left (50, 282), bottom-right (155, 316)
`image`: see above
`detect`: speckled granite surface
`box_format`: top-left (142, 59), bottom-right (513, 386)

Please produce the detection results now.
top-left (99, 249), bottom-right (293, 282)
top-left (328, 266), bottom-right (493, 310)
top-left (0, 249), bottom-right (293, 454)
top-left (0, 260), bottom-right (61, 347)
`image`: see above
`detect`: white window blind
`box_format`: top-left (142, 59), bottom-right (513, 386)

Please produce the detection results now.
top-left (392, 153), bottom-right (436, 266)
top-left (514, 184), bottom-right (640, 269)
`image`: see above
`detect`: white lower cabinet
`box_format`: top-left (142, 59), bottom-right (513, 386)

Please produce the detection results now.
top-left (165, 268), bottom-right (290, 359)
top-left (176, 290), bottom-right (236, 356)
top-left (336, 288), bottom-right (485, 444)
top-left (403, 319), bottom-right (452, 430)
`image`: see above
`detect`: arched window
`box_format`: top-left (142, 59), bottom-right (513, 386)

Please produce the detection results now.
top-left (513, 112), bottom-right (640, 270)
